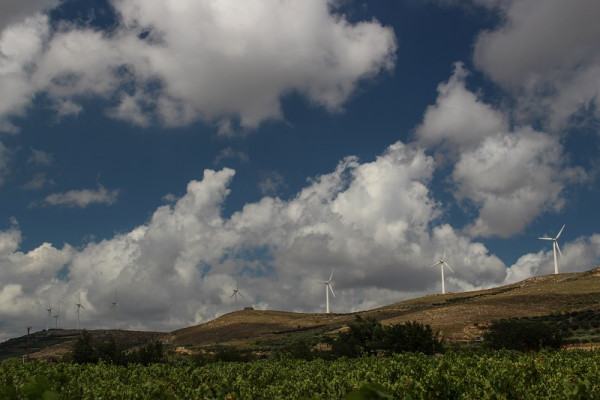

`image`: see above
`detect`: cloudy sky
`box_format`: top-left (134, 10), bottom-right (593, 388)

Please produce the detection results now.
top-left (1, 0), bottom-right (599, 340)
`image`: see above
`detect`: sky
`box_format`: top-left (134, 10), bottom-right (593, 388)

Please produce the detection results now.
top-left (1, 0), bottom-right (599, 341)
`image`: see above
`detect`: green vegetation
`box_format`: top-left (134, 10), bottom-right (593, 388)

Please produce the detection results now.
top-left (69, 331), bottom-right (164, 366)
top-left (483, 319), bottom-right (565, 351)
top-left (330, 316), bottom-right (443, 357)
top-left (1, 350), bottom-right (599, 399)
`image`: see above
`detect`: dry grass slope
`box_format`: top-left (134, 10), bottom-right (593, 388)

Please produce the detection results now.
top-left (2, 266), bottom-right (599, 358)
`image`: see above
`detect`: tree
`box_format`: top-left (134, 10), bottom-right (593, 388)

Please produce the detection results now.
top-left (483, 319), bottom-right (564, 351)
top-left (381, 321), bottom-right (443, 355)
top-left (71, 330), bottom-right (98, 364)
top-left (332, 316), bottom-right (384, 357)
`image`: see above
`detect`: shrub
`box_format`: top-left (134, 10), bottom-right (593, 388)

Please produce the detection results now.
top-left (483, 319), bottom-right (564, 351)
top-left (71, 330), bottom-right (98, 364)
top-left (381, 321), bottom-right (443, 355)
top-left (331, 316), bottom-right (384, 357)
top-left (331, 316), bottom-right (443, 357)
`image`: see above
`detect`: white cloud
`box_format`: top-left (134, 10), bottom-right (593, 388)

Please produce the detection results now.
top-left (23, 172), bottom-right (54, 190)
top-left (454, 128), bottom-right (585, 238)
top-left (0, 144), bottom-right (513, 340)
top-left (0, 13), bottom-right (50, 132)
top-left (505, 234), bottom-right (600, 283)
top-left (416, 62), bottom-right (506, 152)
top-left (41, 185), bottom-right (120, 208)
top-left (27, 148), bottom-right (53, 166)
top-left (0, 0), bottom-right (57, 32)
top-left (473, 0), bottom-right (600, 128)
top-left (214, 147), bottom-right (249, 166)
top-left (0, 141), bottom-right (9, 185)
top-left (418, 66), bottom-right (586, 238)
top-left (258, 171), bottom-right (286, 196)
top-left (0, 0), bottom-right (397, 132)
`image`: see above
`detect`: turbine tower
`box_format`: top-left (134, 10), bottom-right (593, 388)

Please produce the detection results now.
top-left (75, 293), bottom-right (85, 330)
top-left (318, 271), bottom-right (335, 314)
top-left (431, 249), bottom-right (454, 294)
top-left (111, 289), bottom-right (119, 330)
top-left (53, 306), bottom-right (60, 329)
top-left (46, 305), bottom-right (52, 330)
top-left (539, 224), bottom-right (565, 275)
top-left (229, 281), bottom-right (246, 311)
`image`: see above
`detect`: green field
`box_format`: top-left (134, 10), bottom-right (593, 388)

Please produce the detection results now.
top-left (1, 350), bottom-right (599, 399)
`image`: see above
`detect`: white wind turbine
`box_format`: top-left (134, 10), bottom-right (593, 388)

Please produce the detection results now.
top-left (111, 289), bottom-right (119, 330)
top-left (229, 281), bottom-right (246, 311)
top-left (318, 271), bottom-right (335, 314)
top-left (53, 306), bottom-right (60, 329)
top-left (539, 224), bottom-right (565, 275)
top-left (46, 305), bottom-right (52, 330)
top-left (431, 249), bottom-right (454, 294)
top-left (75, 293), bottom-right (85, 330)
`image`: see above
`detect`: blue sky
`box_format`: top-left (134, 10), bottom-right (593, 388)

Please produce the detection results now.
top-left (1, 0), bottom-right (599, 340)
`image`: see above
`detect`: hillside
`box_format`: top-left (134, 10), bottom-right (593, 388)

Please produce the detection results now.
top-left (168, 266), bottom-right (600, 347)
top-left (2, 266), bottom-right (599, 359)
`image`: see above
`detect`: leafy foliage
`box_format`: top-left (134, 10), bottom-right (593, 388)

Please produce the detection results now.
top-left (331, 316), bottom-right (443, 357)
top-left (483, 319), bottom-right (565, 351)
top-left (1, 350), bottom-right (600, 399)
top-left (70, 331), bottom-right (163, 365)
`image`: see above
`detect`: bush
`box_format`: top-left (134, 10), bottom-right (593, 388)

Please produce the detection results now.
top-left (483, 319), bottom-right (564, 351)
top-left (331, 316), bottom-right (443, 357)
top-left (381, 321), bottom-right (443, 355)
top-left (71, 330), bottom-right (99, 364)
top-left (331, 316), bottom-right (384, 357)
top-left (131, 339), bottom-right (165, 365)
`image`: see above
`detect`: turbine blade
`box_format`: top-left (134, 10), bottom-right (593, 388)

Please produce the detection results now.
top-left (229, 292), bottom-right (235, 298)
top-left (556, 224), bottom-right (566, 239)
top-left (329, 284), bottom-right (335, 298)
top-left (444, 262), bottom-right (455, 273)
top-left (443, 247), bottom-right (446, 259)
top-left (430, 262), bottom-right (441, 268)
top-left (538, 237), bottom-right (553, 240)
top-left (556, 241), bottom-right (563, 258)
top-left (238, 291), bottom-right (246, 300)
top-left (329, 270), bottom-right (334, 282)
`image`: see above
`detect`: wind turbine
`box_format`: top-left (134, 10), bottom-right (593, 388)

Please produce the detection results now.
top-left (318, 271), bottom-right (335, 314)
top-left (431, 249), bottom-right (454, 294)
top-left (75, 293), bottom-right (85, 330)
top-left (46, 305), bottom-right (52, 330)
top-left (53, 306), bottom-right (60, 329)
top-left (111, 289), bottom-right (119, 330)
top-left (229, 281), bottom-right (246, 311)
top-left (539, 224), bottom-right (565, 275)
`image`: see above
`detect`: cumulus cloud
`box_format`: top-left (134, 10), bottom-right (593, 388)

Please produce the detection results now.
top-left (416, 62), bottom-right (506, 153)
top-left (505, 234), bottom-right (600, 283)
top-left (40, 185), bottom-right (119, 208)
top-left (0, 13), bottom-right (50, 133)
top-left (0, 143), bottom-right (513, 340)
top-left (0, 0), bottom-right (397, 132)
top-left (0, 0), bottom-right (57, 31)
top-left (417, 66), bottom-right (586, 238)
top-left (473, 0), bottom-right (600, 128)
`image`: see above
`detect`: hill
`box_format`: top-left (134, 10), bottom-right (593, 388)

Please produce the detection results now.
top-left (2, 266), bottom-right (599, 359)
